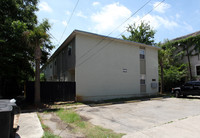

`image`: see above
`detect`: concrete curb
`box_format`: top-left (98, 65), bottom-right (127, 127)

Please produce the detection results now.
top-left (17, 112), bottom-right (43, 138)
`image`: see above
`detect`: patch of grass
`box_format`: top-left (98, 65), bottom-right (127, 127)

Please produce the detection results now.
top-left (165, 121), bottom-right (173, 124)
top-left (42, 131), bottom-right (60, 138)
top-left (84, 125), bottom-right (124, 138)
top-left (41, 123), bottom-right (48, 130)
top-left (76, 121), bottom-right (86, 128)
top-left (56, 109), bottom-right (124, 138)
top-left (56, 109), bottom-right (81, 123)
top-left (179, 117), bottom-right (188, 120)
top-left (38, 114), bottom-right (61, 138)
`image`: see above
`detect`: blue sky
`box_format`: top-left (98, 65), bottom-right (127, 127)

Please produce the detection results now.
top-left (36, 0), bottom-right (200, 53)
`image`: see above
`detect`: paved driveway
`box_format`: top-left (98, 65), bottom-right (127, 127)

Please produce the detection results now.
top-left (76, 97), bottom-right (200, 138)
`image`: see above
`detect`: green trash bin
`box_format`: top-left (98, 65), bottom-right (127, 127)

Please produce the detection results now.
top-left (0, 104), bottom-right (12, 138)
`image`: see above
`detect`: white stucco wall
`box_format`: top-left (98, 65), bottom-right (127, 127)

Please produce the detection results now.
top-left (146, 47), bottom-right (159, 94)
top-left (75, 34), bottom-right (158, 101)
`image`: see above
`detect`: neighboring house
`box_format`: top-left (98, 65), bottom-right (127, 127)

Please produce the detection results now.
top-left (42, 30), bottom-right (159, 101)
top-left (172, 30), bottom-right (200, 80)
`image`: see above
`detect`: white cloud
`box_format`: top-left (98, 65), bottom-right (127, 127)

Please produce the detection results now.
top-left (90, 2), bottom-right (189, 36)
top-left (39, 1), bottom-right (53, 13)
top-left (153, 2), bottom-right (170, 13)
top-left (91, 2), bottom-right (131, 33)
top-left (128, 14), bottom-right (195, 35)
top-left (76, 11), bottom-right (87, 19)
top-left (128, 14), bottom-right (178, 30)
top-left (92, 2), bottom-right (100, 6)
top-left (65, 11), bottom-right (71, 15)
top-left (176, 13), bottom-right (180, 19)
top-left (155, 16), bottom-right (178, 29)
top-left (62, 21), bottom-right (68, 26)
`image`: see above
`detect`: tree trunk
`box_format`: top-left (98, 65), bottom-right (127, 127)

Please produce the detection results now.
top-left (160, 63), bottom-right (164, 94)
top-left (186, 47), bottom-right (192, 80)
top-left (34, 58), bottom-right (40, 104)
top-left (34, 44), bottom-right (41, 105)
top-left (159, 59), bottom-right (164, 94)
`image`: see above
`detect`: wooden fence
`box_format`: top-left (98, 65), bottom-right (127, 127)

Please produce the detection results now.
top-left (25, 81), bottom-right (76, 103)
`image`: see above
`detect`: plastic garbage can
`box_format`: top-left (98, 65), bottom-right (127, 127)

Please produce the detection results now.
top-left (0, 104), bottom-right (12, 138)
top-left (0, 99), bottom-right (20, 138)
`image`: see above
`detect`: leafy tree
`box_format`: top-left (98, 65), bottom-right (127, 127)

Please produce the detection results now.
top-left (0, 0), bottom-right (53, 98)
top-left (122, 21), bottom-right (156, 45)
top-left (0, 0), bottom-right (38, 97)
top-left (158, 40), bottom-right (187, 92)
top-left (23, 19), bottom-right (53, 104)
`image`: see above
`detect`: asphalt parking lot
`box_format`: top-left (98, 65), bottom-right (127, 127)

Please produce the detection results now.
top-left (76, 97), bottom-right (200, 138)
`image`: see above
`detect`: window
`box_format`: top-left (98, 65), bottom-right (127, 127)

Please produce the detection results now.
top-left (68, 45), bottom-right (72, 55)
top-left (140, 49), bottom-right (145, 59)
top-left (196, 65), bottom-right (200, 76)
top-left (140, 74), bottom-right (146, 85)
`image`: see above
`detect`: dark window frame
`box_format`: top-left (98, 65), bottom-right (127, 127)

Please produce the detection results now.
top-left (68, 45), bottom-right (72, 56)
top-left (140, 79), bottom-right (145, 85)
top-left (196, 65), bottom-right (200, 76)
top-left (140, 49), bottom-right (145, 59)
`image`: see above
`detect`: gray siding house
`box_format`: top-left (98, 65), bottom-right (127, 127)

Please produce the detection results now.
top-left (42, 30), bottom-right (159, 101)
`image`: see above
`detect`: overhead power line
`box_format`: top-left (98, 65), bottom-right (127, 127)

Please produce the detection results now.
top-left (49, 33), bottom-right (59, 44)
top-left (37, 20), bottom-right (60, 45)
top-left (58, 0), bottom-right (80, 45)
top-left (76, 0), bottom-right (165, 67)
top-left (117, 0), bottom-right (165, 38)
top-left (78, 0), bottom-right (152, 60)
top-left (108, 0), bottom-right (151, 36)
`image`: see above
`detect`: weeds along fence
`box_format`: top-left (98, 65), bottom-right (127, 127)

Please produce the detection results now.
top-left (25, 81), bottom-right (76, 103)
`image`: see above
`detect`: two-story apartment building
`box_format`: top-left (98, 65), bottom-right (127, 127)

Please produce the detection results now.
top-left (42, 30), bottom-right (159, 101)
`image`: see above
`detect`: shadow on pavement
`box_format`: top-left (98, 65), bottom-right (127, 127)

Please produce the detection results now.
top-left (181, 96), bottom-right (200, 100)
top-left (85, 94), bottom-right (171, 107)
